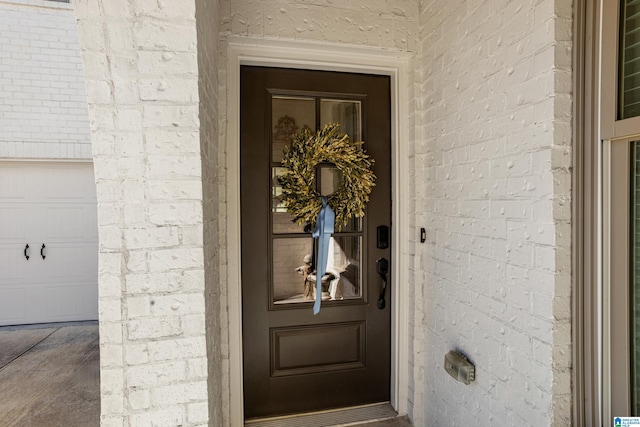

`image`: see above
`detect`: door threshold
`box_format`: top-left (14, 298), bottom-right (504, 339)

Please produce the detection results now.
top-left (245, 402), bottom-right (398, 427)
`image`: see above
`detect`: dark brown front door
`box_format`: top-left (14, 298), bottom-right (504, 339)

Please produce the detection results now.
top-left (240, 66), bottom-right (391, 419)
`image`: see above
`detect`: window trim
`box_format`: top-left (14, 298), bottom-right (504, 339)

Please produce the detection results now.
top-left (582, 0), bottom-right (640, 422)
top-left (602, 2), bottom-right (640, 418)
top-left (574, 0), bottom-right (603, 424)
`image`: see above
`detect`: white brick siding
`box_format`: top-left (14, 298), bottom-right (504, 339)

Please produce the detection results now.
top-left (194, 0), bottom-right (223, 425)
top-left (71, 0), bottom-right (573, 425)
top-left (416, 0), bottom-right (572, 425)
top-left (219, 0), bottom-right (419, 51)
top-left (73, 0), bottom-right (220, 425)
top-left (0, 0), bottom-right (91, 159)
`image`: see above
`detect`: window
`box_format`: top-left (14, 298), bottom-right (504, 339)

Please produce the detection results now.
top-left (602, 0), bottom-right (640, 419)
top-left (619, 0), bottom-right (640, 119)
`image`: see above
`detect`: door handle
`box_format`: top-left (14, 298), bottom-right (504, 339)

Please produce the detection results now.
top-left (41, 243), bottom-right (46, 260)
top-left (24, 244), bottom-right (30, 260)
top-left (376, 257), bottom-right (389, 310)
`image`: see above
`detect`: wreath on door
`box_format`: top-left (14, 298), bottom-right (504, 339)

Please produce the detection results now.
top-left (278, 123), bottom-right (376, 229)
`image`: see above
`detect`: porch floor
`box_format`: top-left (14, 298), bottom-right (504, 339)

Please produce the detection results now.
top-left (245, 403), bottom-right (413, 427)
top-left (0, 323), bottom-right (412, 427)
top-left (0, 322), bottom-right (100, 427)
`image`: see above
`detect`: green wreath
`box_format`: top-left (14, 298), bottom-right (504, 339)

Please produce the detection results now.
top-left (279, 123), bottom-right (376, 229)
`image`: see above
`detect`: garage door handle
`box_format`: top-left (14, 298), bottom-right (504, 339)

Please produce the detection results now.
top-left (24, 244), bottom-right (30, 260)
top-left (41, 243), bottom-right (46, 260)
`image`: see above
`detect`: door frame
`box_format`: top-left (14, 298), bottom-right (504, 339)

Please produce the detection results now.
top-left (225, 36), bottom-right (413, 424)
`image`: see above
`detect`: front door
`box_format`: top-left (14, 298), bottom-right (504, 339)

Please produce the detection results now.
top-left (240, 66), bottom-right (391, 419)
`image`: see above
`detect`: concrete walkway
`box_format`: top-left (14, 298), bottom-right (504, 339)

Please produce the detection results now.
top-left (0, 323), bottom-right (100, 427)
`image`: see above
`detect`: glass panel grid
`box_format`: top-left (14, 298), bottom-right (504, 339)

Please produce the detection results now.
top-left (271, 94), bottom-right (364, 306)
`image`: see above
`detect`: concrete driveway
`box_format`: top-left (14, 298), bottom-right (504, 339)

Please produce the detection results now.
top-left (0, 323), bottom-right (99, 426)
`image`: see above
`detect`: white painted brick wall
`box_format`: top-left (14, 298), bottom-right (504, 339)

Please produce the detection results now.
top-left (73, 0), bottom-right (220, 425)
top-left (195, 1), bottom-right (223, 425)
top-left (220, 0), bottom-right (419, 51)
top-left (71, 0), bottom-right (574, 424)
top-left (416, 0), bottom-right (572, 425)
top-left (0, 0), bottom-right (91, 159)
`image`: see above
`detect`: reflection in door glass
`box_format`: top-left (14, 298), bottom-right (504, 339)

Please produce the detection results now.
top-left (632, 142), bottom-right (640, 414)
top-left (273, 236), bottom-right (361, 305)
top-left (273, 237), bottom-right (314, 303)
top-left (330, 236), bottom-right (361, 300)
top-left (318, 164), bottom-right (341, 196)
top-left (319, 99), bottom-right (364, 231)
top-left (320, 99), bottom-right (361, 142)
top-left (272, 97), bottom-right (315, 162)
top-left (272, 167), bottom-right (307, 234)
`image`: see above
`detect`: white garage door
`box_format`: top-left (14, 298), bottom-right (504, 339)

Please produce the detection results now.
top-left (0, 162), bottom-right (98, 326)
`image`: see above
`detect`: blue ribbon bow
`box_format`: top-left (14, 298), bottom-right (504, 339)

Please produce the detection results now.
top-left (312, 196), bottom-right (335, 314)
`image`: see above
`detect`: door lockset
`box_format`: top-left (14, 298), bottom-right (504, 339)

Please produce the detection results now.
top-left (376, 257), bottom-right (389, 310)
top-left (376, 225), bottom-right (389, 249)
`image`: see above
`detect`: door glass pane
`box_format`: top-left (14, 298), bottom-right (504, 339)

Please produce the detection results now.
top-left (272, 97), bottom-right (315, 162)
top-left (329, 236), bottom-right (362, 301)
top-left (619, 0), bottom-right (640, 119)
top-left (272, 167), bottom-right (307, 234)
top-left (273, 236), bottom-right (362, 305)
top-left (319, 100), bottom-right (363, 232)
top-left (273, 237), bottom-right (314, 304)
top-left (320, 99), bottom-right (361, 142)
top-left (318, 164), bottom-right (341, 196)
top-left (632, 141), bottom-right (640, 414)
top-left (317, 165), bottom-right (362, 232)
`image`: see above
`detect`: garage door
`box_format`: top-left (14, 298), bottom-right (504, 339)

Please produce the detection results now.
top-left (0, 162), bottom-right (98, 326)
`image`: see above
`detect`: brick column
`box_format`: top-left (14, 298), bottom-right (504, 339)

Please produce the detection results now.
top-left (73, 0), bottom-right (220, 425)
